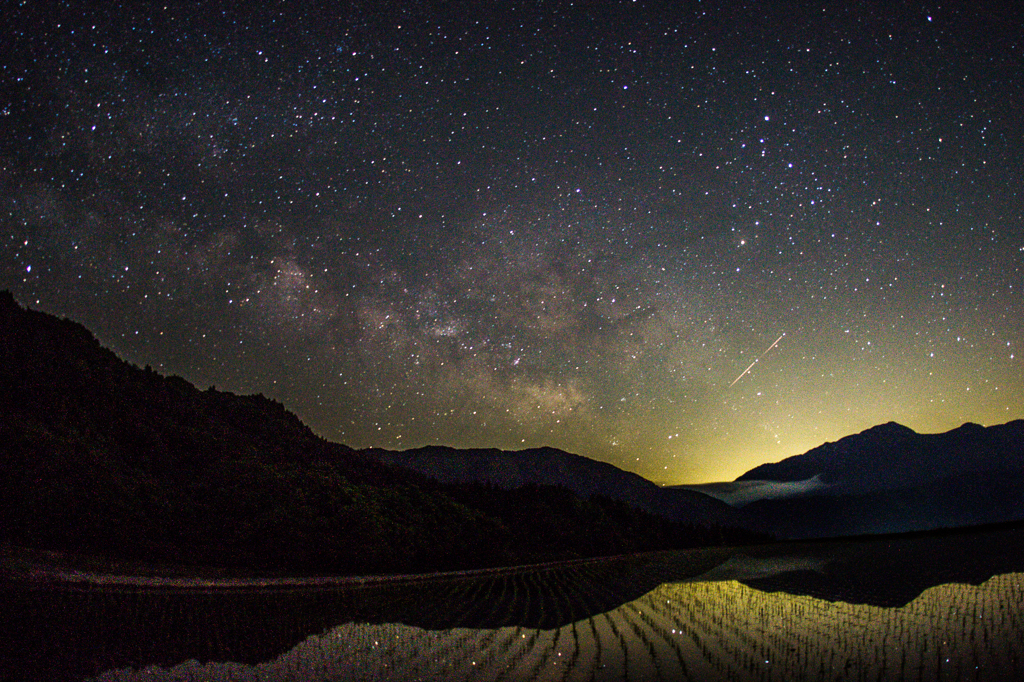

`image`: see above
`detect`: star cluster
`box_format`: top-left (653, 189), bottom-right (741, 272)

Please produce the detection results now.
top-left (3, 1), bottom-right (1022, 482)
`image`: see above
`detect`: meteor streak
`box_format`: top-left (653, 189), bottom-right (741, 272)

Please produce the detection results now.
top-left (729, 333), bottom-right (785, 388)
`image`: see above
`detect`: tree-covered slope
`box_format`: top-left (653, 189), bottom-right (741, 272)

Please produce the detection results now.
top-left (0, 292), bottom-right (759, 575)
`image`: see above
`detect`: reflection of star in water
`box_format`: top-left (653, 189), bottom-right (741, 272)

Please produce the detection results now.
top-left (67, 555), bottom-right (1024, 681)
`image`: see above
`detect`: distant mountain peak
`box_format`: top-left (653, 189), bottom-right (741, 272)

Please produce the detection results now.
top-left (361, 442), bottom-right (746, 528)
top-left (737, 419), bottom-right (1024, 493)
top-left (862, 421), bottom-right (917, 438)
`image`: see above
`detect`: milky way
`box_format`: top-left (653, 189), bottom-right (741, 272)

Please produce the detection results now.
top-left (3, 2), bottom-right (1022, 482)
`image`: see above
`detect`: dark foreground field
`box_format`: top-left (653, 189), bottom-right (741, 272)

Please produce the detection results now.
top-left (5, 521), bottom-right (1024, 681)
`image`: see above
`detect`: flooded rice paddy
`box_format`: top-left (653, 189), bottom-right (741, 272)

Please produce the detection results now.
top-left (5, 524), bottom-right (1024, 681)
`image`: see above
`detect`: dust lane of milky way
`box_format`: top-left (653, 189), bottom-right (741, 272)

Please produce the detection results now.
top-left (2, 1), bottom-right (1022, 482)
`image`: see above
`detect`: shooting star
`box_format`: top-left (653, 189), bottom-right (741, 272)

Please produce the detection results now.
top-left (729, 333), bottom-right (785, 388)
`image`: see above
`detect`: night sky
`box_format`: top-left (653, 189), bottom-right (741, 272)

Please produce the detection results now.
top-left (3, 1), bottom-right (1022, 483)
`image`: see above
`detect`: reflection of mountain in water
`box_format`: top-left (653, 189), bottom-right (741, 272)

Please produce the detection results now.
top-left (94, 572), bottom-right (1024, 681)
top-left (737, 525), bottom-right (1024, 608)
top-left (5, 523), bottom-right (1024, 681)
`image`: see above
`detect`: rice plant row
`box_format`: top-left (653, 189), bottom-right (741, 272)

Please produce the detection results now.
top-left (89, 572), bottom-right (1024, 681)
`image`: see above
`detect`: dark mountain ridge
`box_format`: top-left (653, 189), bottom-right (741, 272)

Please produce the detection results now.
top-left (7, 287), bottom-right (1018, 561)
top-left (735, 419), bottom-right (1024, 538)
top-left (738, 420), bottom-right (1024, 494)
top-left (363, 445), bottom-right (744, 528)
top-left (0, 291), bottom-right (756, 575)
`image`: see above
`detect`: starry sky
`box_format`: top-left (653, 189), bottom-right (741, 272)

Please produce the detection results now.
top-left (3, 1), bottom-right (1022, 483)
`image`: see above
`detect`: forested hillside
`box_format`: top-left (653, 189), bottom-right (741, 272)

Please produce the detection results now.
top-left (0, 292), bottom-right (758, 575)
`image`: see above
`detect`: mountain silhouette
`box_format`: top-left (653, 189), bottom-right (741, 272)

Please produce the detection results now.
top-left (0, 291), bottom-right (756, 575)
top-left (363, 445), bottom-right (745, 528)
top-left (738, 420), bottom-right (1024, 493)
top-left (6, 288), bottom-right (1019, 564)
top-left (735, 420), bottom-right (1024, 537)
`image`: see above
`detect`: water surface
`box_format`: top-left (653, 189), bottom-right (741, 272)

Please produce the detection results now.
top-left (5, 525), bottom-right (1024, 681)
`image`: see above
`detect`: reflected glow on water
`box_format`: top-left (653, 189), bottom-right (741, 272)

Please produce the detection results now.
top-left (94, 573), bottom-right (1024, 681)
